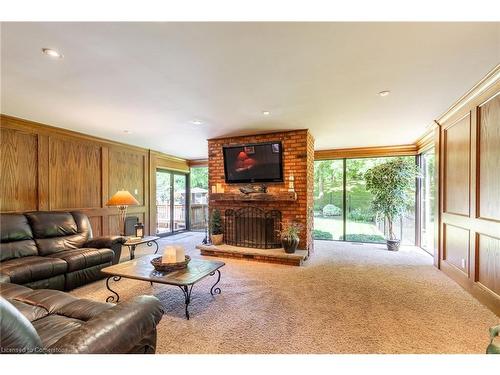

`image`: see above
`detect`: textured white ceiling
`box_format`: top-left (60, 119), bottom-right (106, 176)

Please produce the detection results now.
top-left (1, 22), bottom-right (499, 159)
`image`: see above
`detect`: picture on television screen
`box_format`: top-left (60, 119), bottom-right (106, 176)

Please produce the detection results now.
top-left (223, 142), bottom-right (283, 183)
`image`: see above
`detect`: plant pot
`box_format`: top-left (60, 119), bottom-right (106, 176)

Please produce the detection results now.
top-left (282, 237), bottom-right (299, 254)
top-left (386, 239), bottom-right (401, 251)
top-left (211, 234), bottom-right (224, 246)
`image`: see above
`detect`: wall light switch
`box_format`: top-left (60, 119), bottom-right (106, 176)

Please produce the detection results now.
top-left (461, 259), bottom-right (466, 268)
top-left (134, 189), bottom-right (138, 195)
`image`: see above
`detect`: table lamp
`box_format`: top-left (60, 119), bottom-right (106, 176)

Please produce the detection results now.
top-left (106, 189), bottom-right (140, 236)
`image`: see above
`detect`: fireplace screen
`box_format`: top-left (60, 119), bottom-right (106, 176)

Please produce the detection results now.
top-left (224, 207), bottom-right (282, 249)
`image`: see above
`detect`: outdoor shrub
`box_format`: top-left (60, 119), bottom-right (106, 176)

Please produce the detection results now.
top-left (345, 233), bottom-right (385, 243)
top-left (322, 204), bottom-right (341, 216)
top-left (348, 208), bottom-right (375, 223)
top-left (313, 229), bottom-right (334, 240)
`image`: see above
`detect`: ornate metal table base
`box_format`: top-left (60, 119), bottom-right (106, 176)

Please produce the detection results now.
top-left (209, 269), bottom-right (222, 296)
top-left (175, 269), bottom-right (222, 320)
top-left (105, 269), bottom-right (222, 320)
top-left (178, 284), bottom-right (194, 319)
top-left (105, 276), bottom-right (122, 303)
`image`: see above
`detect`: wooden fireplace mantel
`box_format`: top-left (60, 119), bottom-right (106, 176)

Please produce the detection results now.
top-left (210, 192), bottom-right (297, 202)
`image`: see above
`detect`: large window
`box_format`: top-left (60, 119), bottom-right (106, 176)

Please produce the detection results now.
top-left (418, 148), bottom-right (436, 254)
top-left (314, 156), bottom-right (417, 245)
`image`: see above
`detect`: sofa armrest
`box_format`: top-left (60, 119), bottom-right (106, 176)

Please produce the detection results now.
top-left (84, 236), bottom-right (126, 249)
top-left (49, 295), bottom-right (164, 354)
top-left (85, 236), bottom-right (126, 264)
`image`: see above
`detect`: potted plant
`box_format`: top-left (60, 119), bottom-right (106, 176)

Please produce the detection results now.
top-left (364, 158), bottom-right (419, 251)
top-left (277, 221), bottom-right (303, 254)
top-left (210, 209), bottom-right (224, 245)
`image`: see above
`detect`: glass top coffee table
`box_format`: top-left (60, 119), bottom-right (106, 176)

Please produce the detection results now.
top-left (101, 254), bottom-right (225, 319)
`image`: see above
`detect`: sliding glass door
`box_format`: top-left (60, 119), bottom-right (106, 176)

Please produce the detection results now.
top-left (156, 169), bottom-right (187, 236)
top-left (314, 156), bottom-right (417, 245)
top-left (189, 167), bottom-right (209, 231)
top-left (173, 174), bottom-right (187, 231)
top-left (314, 160), bottom-right (344, 240)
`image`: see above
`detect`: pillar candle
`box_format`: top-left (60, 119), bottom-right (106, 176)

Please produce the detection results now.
top-left (288, 174), bottom-right (295, 192)
top-left (211, 185), bottom-right (217, 194)
top-left (162, 246), bottom-right (176, 264)
top-left (174, 245), bottom-right (186, 262)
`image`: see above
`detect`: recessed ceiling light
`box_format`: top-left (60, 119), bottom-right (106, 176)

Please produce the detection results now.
top-left (378, 90), bottom-right (391, 97)
top-left (191, 120), bottom-right (203, 125)
top-left (42, 48), bottom-right (63, 59)
top-left (262, 111), bottom-right (270, 116)
top-left (123, 130), bottom-right (133, 134)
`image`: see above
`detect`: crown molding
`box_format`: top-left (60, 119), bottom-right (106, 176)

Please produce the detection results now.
top-left (436, 63), bottom-right (500, 125)
top-left (188, 159), bottom-right (209, 167)
top-left (314, 144), bottom-right (417, 160)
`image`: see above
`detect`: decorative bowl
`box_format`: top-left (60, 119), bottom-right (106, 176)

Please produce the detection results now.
top-left (150, 255), bottom-right (191, 272)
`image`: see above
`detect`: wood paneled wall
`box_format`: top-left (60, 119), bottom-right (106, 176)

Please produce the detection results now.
top-left (439, 76), bottom-right (500, 315)
top-left (0, 115), bottom-right (189, 237)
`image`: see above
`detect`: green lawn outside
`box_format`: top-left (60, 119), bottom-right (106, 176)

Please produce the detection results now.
top-left (313, 216), bottom-right (385, 243)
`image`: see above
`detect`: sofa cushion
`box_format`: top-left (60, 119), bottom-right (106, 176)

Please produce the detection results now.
top-left (0, 282), bottom-right (33, 299)
top-left (0, 213), bottom-right (38, 261)
top-left (32, 315), bottom-right (84, 349)
top-left (26, 212), bottom-right (78, 238)
top-left (47, 248), bottom-right (114, 272)
top-left (25, 212), bottom-right (90, 255)
top-left (10, 299), bottom-right (50, 322)
top-left (0, 256), bottom-right (67, 284)
top-left (0, 282), bottom-right (111, 320)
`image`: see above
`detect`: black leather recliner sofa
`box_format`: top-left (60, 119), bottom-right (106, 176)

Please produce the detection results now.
top-left (0, 282), bottom-right (163, 354)
top-left (0, 211), bottom-right (126, 291)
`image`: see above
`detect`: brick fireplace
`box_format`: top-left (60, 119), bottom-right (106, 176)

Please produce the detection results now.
top-left (207, 129), bottom-right (314, 254)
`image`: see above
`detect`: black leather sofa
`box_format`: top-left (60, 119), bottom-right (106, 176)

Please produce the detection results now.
top-left (0, 282), bottom-right (163, 354)
top-left (0, 211), bottom-right (126, 291)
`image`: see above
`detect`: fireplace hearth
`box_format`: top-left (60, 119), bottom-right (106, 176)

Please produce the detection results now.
top-left (224, 207), bottom-right (281, 249)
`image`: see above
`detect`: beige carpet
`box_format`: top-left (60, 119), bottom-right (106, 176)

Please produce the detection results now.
top-left (71, 232), bottom-right (499, 354)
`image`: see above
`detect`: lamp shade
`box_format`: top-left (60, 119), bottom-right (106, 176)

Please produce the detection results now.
top-left (106, 190), bottom-right (139, 206)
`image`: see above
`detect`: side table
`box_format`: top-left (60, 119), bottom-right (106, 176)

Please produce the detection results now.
top-left (123, 236), bottom-right (160, 260)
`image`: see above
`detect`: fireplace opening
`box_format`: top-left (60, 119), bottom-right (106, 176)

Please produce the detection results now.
top-left (224, 207), bottom-right (282, 249)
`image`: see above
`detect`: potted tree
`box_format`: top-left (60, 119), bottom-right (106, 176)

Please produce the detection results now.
top-left (210, 209), bottom-right (224, 245)
top-left (364, 158), bottom-right (419, 251)
top-left (277, 221), bottom-right (303, 254)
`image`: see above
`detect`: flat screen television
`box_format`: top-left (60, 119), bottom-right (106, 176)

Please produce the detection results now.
top-left (222, 141), bottom-right (283, 183)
